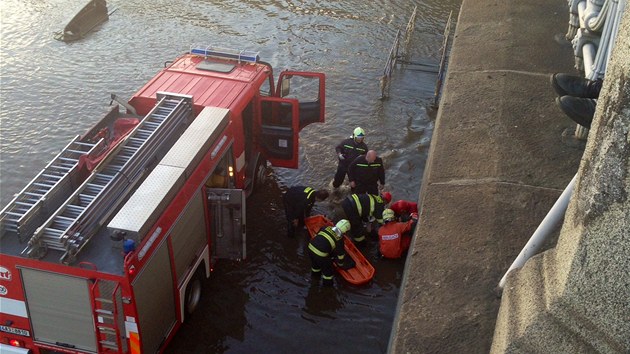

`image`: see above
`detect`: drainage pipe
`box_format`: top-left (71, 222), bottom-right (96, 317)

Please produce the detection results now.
top-left (498, 174), bottom-right (577, 290)
top-left (575, 40), bottom-right (596, 140)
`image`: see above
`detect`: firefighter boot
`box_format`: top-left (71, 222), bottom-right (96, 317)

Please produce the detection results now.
top-left (551, 73), bottom-right (602, 98)
top-left (322, 275), bottom-right (334, 287)
top-left (556, 96), bottom-right (596, 128)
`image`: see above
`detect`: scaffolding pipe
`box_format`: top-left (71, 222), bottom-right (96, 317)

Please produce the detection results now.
top-left (498, 174), bottom-right (578, 290)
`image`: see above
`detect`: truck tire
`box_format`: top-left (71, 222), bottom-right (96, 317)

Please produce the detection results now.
top-left (254, 158), bottom-right (268, 191)
top-left (185, 268), bottom-right (203, 316)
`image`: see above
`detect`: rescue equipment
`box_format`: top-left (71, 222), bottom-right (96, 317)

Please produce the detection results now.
top-left (305, 215), bottom-right (375, 286)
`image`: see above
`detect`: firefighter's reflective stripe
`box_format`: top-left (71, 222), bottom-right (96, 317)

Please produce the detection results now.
top-left (352, 194), bottom-right (376, 217)
top-left (353, 234), bottom-right (366, 242)
top-left (369, 195), bottom-right (384, 223)
top-left (343, 144), bottom-right (366, 153)
top-left (308, 229), bottom-right (337, 257)
top-left (368, 194), bottom-right (375, 215)
top-left (308, 243), bottom-right (327, 257)
top-left (352, 194), bottom-right (362, 215)
top-left (304, 187), bottom-right (314, 200)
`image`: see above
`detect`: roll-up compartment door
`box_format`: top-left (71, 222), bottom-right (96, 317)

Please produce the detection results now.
top-left (20, 268), bottom-right (97, 352)
top-left (132, 239), bottom-right (176, 353)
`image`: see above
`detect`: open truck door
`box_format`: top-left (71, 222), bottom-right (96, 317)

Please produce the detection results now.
top-left (207, 188), bottom-right (246, 261)
top-left (258, 72), bottom-right (325, 168)
top-left (277, 71), bottom-right (325, 129)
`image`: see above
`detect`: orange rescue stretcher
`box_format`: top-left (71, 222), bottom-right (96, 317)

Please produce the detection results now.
top-left (304, 215), bottom-right (375, 286)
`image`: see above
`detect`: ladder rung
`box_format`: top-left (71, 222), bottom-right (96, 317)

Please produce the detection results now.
top-left (43, 229), bottom-right (64, 237)
top-left (24, 191), bottom-right (45, 197)
top-left (99, 341), bottom-right (118, 349)
top-left (97, 326), bottom-right (116, 333)
top-left (41, 173), bottom-right (62, 179)
top-left (65, 149), bottom-right (89, 154)
top-left (73, 141), bottom-right (96, 147)
top-left (96, 308), bottom-right (114, 316)
top-left (49, 163), bottom-right (72, 169)
top-left (58, 162), bottom-right (76, 168)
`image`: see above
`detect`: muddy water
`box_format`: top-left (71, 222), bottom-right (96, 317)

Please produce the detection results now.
top-left (0, 0), bottom-right (460, 352)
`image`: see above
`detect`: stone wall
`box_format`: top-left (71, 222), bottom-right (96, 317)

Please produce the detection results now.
top-left (491, 8), bottom-right (630, 353)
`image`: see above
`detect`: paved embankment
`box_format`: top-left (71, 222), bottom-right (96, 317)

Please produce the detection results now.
top-left (388, 0), bottom-right (585, 352)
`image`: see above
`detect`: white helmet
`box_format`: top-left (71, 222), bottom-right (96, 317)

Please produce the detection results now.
top-left (335, 219), bottom-right (351, 234)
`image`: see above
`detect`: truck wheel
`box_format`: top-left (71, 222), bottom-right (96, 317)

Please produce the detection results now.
top-left (185, 268), bottom-right (203, 316)
top-left (254, 158), bottom-right (268, 190)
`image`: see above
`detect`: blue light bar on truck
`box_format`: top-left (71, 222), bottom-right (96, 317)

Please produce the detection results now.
top-left (190, 45), bottom-right (259, 63)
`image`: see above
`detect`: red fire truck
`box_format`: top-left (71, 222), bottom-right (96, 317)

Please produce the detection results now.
top-left (0, 45), bottom-right (325, 353)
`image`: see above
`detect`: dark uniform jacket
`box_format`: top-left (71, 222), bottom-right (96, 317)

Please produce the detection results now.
top-left (347, 155), bottom-right (385, 192)
top-left (345, 193), bottom-right (386, 224)
top-left (308, 226), bottom-right (346, 264)
top-left (335, 137), bottom-right (368, 167)
top-left (284, 186), bottom-right (317, 220)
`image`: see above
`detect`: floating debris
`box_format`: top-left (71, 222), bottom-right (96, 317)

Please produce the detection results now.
top-left (54, 0), bottom-right (109, 42)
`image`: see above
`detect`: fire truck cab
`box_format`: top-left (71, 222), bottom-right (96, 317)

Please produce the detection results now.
top-left (0, 45), bottom-right (325, 353)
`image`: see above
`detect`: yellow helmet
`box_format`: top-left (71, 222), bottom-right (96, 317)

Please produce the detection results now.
top-left (383, 208), bottom-right (395, 222)
top-left (335, 219), bottom-right (351, 234)
top-left (353, 127), bottom-right (365, 139)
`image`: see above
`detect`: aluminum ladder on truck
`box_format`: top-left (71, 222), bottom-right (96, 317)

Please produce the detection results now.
top-left (23, 93), bottom-right (193, 263)
top-left (0, 137), bottom-right (105, 241)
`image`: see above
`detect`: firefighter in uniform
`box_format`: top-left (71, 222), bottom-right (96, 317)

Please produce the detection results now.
top-left (377, 208), bottom-right (418, 259)
top-left (333, 127), bottom-right (368, 189)
top-left (308, 219), bottom-right (354, 286)
top-left (283, 186), bottom-right (329, 238)
top-left (341, 192), bottom-right (391, 244)
top-left (348, 150), bottom-right (385, 195)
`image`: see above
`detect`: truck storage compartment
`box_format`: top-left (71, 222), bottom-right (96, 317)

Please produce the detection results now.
top-left (20, 268), bottom-right (97, 352)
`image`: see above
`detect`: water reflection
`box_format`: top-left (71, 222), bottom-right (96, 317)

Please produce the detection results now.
top-left (303, 283), bottom-right (344, 319)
